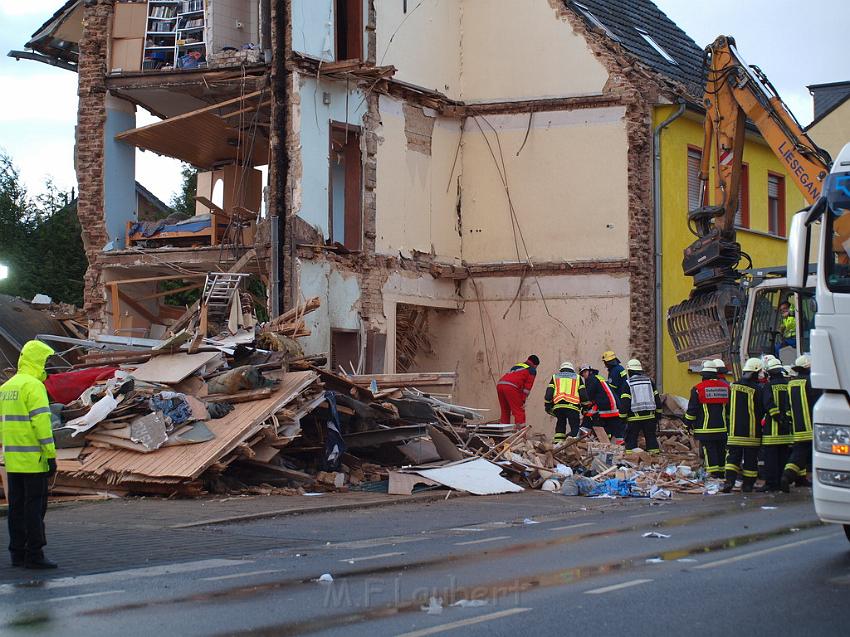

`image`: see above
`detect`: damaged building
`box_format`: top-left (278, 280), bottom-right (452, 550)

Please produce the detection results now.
top-left (11, 0), bottom-right (806, 425)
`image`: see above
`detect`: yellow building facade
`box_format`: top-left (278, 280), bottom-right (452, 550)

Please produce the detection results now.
top-left (656, 105), bottom-right (807, 398)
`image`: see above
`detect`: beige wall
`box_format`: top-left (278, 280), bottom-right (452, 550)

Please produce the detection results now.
top-left (375, 96), bottom-right (464, 259)
top-left (460, 106), bottom-right (629, 263)
top-left (412, 272), bottom-right (631, 434)
top-left (375, 0), bottom-right (462, 97)
top-left (375, 0), bottom-right (608, 102)
top-left (809, 99), bottom-right (850, 162)
top-left (459, 0), bottom-right (609, 102)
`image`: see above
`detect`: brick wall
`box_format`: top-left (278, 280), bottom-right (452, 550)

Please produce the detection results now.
top-left (77, 0), bottom-right (115, 332)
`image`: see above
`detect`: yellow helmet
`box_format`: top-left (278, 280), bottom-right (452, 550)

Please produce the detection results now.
top-left (602, 350), bottom-right (617, 363)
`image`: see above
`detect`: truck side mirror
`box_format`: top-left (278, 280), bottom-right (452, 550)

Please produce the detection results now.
top-left (787, 197), bottom-right (826, 289)
top-left (787, 212), bottom-right (810, 289)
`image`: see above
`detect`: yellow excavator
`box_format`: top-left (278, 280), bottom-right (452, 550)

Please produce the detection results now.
top-left (667, 35), bottom-right (833, 373)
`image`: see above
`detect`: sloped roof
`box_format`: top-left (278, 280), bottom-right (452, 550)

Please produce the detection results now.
top-left (566, 0), bottom-right (705, 99)
top-left (807, 80), bottom-right (850, 127)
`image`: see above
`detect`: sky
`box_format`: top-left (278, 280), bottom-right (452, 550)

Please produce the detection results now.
top-left (0, 0), bottom-right (847, 203)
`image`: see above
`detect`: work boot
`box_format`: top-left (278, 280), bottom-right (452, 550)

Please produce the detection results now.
top-left (24, 556), bottom-right (58, 570)
top-left (9, 552), bottom-right (24, 568)
top-left (756, 482), bottom-right (777, 493)
top-left (741, 478), bottom-right (756, 493)
top-left (721, 478), bottom-right (735, 494)
top-left (795, 476), bottom-right (813, 488)
top-left (780, 471), bottom-right (794, 493)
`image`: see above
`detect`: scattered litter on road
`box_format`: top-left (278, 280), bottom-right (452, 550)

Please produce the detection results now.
top-left (677, 558), bottom-right (698, 563)
top-left (642, 531), bottom-right (671, 538)
top-left (317, 573), bottom-right (334, 583)
top-left (761, 506), bottom-right (777, 510)
top-left (646, 557), bottom-right (665, 563)
top-left (451, 599), bottom-right (488, 608)
top-left (422, 597), bottom-right (443, 615)
top-left (523, 518), bottom-right (539, 525)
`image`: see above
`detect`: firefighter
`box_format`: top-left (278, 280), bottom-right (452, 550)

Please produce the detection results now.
top-left (684, 361), bottom-right (729, 478)
top-left (496, 355), bottom-right (539, 427)
top-left (723, 357), bottom-right (766, 493)
top-left (544, 361), bottom-right (585, 442)
top-left (760, 357), bottom-right (793, 492)
top-left (579, 364), bottom-right (623, 443)
top-left (602, 350), bottom-right (628, 398)
top-left (618, 358), bottom-right (662, 454)
top-left (0, 340), bottom-right (58, 569)
top-left (780, 355), bottom-right (821, 493)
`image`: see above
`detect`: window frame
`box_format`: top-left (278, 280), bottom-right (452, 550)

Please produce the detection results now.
top-left (736, 162), bottom-right (750, 229)
top-left (573, 2), bottom-right (620, 41)
top-left (334, 0), bottom-right (363, 62)
top-left (687, 145), bottom-right (709, 210)
top-left (767, 171), bottom-right (786, 237)
top-left (328, 121), bottom-right (363, 252)
top-left (636, 27), bottom-right (678, 65)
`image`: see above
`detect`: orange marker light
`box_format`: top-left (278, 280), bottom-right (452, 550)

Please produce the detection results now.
top-left (831, 444), bottom-right (850, 455)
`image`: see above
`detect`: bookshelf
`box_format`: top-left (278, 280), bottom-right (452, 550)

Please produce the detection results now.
top-left (143, 0), bottom-right (207, 71)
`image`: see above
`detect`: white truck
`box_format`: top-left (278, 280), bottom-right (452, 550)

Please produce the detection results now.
top-left (788, 142), bottom-right (850, 541)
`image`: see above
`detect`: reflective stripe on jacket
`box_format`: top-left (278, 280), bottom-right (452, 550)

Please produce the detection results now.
top-left (788, 375), bottom-right (820, 442)
top-left (727, 378), bottom-right (765, 446)
top-left (583, 374), bottom-right (619, 419)
top-left (498, 362), bottom-right (537, 397)
top-left (619, 375), bottom-right (662, 422)
top-left (544, 372), bottom-right (584, 413)
top-left (763, 375), bottom-right (793, 445)
top-left (0, 341), bottom-right (56, 473)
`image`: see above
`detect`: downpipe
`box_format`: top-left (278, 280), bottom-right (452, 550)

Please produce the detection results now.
top-left (652, 100), bottom-right (686, 391)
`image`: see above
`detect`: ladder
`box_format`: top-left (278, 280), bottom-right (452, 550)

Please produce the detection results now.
top-left (201, 272), bottom-right (250, 322)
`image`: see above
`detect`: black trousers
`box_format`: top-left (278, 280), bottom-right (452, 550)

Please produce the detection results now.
top-left (785, 441), bottom-right (813, 477)
top-left (762, 445), bottom-right (792, 487)
top-left (554, 409), bottom-right (580, 437)
top-left (698, 438), bottom-right (726, 476)
top-left (725, 446), bottom-right (760, 482)
top-left (624, 418), bottom-right (659, 452)
top-left (601, 416), bottom-right (625, 440)
top-left (7, 472), bottom-right (49, 560)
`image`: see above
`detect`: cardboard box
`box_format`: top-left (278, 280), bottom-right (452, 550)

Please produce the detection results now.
top-left (110, 38), bottom-right (144, 73)
top-left (112, 2), bottom-right (148, 39)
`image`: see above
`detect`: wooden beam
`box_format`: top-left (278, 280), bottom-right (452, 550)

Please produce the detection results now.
top-left (110, 283), bottom-right (121, 333)
top-left (117, 289), bottom-right (160, 325)
top-left (137, 283), bottom-right (203, 302)
top-left (110, 273), bottom-right (207, 286)
top-left (194, 196), bottom-right (224, 215)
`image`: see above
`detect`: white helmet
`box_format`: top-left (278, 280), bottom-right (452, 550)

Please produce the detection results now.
top-left (713, 358), bottom-right (726, 370)
top-left (742, 357), bottom-right (764, 373)
top-left (560, 361), bottom-right (575, 371)
top-left (793, 354), bottom-right (812, 370)
top-left (765, 357), bottom-right (784, 372)
top-left (701, 360), bottom-right (717, 373)
top-left (626, 358), bottom-right (643, 372)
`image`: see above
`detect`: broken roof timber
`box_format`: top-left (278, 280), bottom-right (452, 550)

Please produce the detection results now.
top-left (115, 90), bottom-right (270, 169)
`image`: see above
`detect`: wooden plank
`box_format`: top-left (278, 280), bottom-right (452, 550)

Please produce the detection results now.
top-left (137, 283), bottom-right (203, 301)
top-left (117, 289), bottom-right (160, 325)
top-left (347, 373), bottom-right (457, 387)
top-left (130, 351), bottom-right (219, 384)
top-left (205, 388), bottom-right (274, 404)
top-left (74, 371), bottom-right (318, 481)
top-left (110, 283), bottom-right (121, 332)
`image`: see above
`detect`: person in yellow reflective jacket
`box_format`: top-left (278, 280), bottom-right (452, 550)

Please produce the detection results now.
top-left (544, 361), bottom-right (587, 442)
top-left (0, 340), bottom-right (58, 569)
top-left (780, 355), bottom-right (821, 493)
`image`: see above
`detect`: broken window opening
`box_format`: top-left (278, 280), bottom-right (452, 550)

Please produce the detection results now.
top-left (395, 304), bottom-right (433, 373)
top-left (329, 123), bottom-right (363, 251)
top-left (636, 28), bottom-right (677, 65)
top-left (335, 0), bottom-right (363, 61)
top-left (331, 329), bottom-right (361, 374)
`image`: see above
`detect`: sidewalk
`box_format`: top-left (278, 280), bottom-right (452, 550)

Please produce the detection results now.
top-left (0, 489), bottom-right (456, 581)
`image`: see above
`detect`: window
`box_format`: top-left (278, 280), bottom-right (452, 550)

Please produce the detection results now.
top-left (636, 28), bottom-right (677, 65)
top-left (826, 172), bottom-right (850, 292)
top-left (768, 172), bottom-right (786, 236)
top-left (329, 124), bottom-right (363, 251)
top-left (687, 147), bottom-right (707, 211)
top-left (746, 288), bottom-right (797, 359)
top-left (331, 329), bottom-right (360, 373)
top-left (573, 3), bottom-right (620, 41)
top-left (335, 0), bottom-right (363, 61)
top-left (735, 163), bottom-right (749, 228)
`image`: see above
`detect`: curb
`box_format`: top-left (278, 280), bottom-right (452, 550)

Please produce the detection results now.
top-left (171, 489), bottom-right (466, 529)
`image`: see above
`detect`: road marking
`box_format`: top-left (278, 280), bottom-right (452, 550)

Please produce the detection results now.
top-left (454, 535), bottom-right (511, 546)
top-left (448, 527), bottom-right (486, 532)
top-left (629, 512), bottom-right (660, 519)
top-left (24, 590), bottom-right (124, 605)
top-left (324, 536), bottom-right (426, 550)
top-left (693, 534), bottom-right (836, 570)
top-left (395, 607), bottom-right (531, 637)
top-left (0, 558), bottom-right (248, 594)
top-left (549, 522), bottom-right (595, 531)
top-left (201, 569), bottom-right (282, 582)
top-left (584, 579), bottom-right (653, 595)
top-left (340, 551), bottom-right (405, 563)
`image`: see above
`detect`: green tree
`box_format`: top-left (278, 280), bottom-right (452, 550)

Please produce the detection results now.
top-left (170, 163), bottom-right (198, 217)
top-left (0, 152), bottom-right (85, 305)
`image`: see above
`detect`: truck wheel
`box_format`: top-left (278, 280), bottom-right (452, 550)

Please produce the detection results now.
top-left (845, 525), bottom-right (850, 542)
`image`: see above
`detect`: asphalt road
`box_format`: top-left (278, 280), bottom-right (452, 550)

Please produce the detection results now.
top-left (0, 490), bottom-right (847, 637)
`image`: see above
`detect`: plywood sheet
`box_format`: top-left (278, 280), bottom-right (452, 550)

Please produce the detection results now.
top-left (74, 371), bottom-right (318, 481)
top-left (130, 351), bottom-right (220, 384)
top-left (411, 458), bottom-right (524, 495)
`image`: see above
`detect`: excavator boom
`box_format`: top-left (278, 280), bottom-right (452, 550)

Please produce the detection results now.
top-left (667, 36), bottom-right (831, 368)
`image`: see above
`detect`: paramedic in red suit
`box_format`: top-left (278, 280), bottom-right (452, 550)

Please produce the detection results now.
top-left (497, 355), bottom-right (540, 426)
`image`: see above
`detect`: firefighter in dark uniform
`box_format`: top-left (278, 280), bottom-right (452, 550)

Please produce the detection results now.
top-left (684, 361), bottom-right (729, 478)
top-left (602, 351), bottom-right (629, 400)
top-left (544, 361), bottom-right (586, 442)
top-left (579, 364), bottom-right (623, 443)
top-left (780, 355), bottom-right (821, 493)
top-left (723, 357), bottom-right (766, 493)
top-left (618, 358), bottom-right (662, 453)
top-left (760, 357), bottom-right (793, 492)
